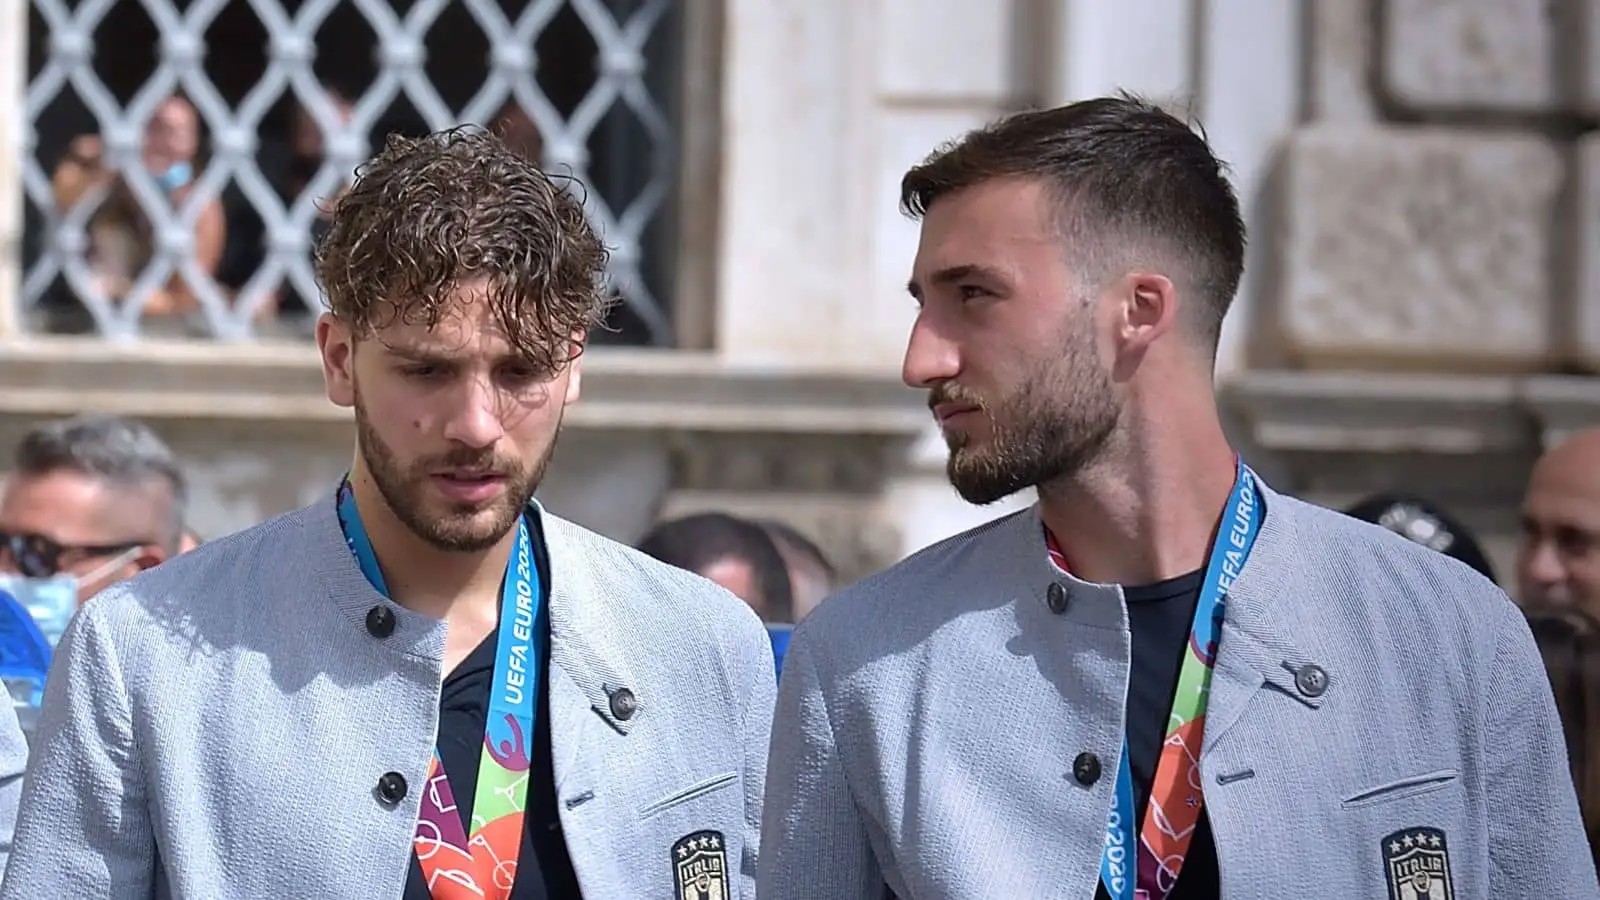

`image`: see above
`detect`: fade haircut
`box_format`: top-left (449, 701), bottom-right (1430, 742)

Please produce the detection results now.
top-left (899, 93), bottom-right (1246, 352)
top-left (315, 126), bottom-right (612, 375)
top-left (13, 414), bottom-right (188, 552)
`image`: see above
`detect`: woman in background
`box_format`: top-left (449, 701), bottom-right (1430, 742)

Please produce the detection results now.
top-left (1527, 606), bottom-right (1600, 865)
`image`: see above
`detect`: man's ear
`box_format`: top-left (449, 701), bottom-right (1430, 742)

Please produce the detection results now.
top-left (317, 313), bottom-right (356, 408)
top-left (564, 330), bottom-right (587, 405)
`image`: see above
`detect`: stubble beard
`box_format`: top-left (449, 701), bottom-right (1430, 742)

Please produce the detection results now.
top-left (353, 390), bottom-right (556, 553)
top-left (942, 343), bottom-right (1120, 506)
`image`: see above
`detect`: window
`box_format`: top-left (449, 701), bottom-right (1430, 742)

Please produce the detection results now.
top-left (22, 0), bottom-right (685, 345)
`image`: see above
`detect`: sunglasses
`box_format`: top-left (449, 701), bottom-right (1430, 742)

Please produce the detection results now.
top-left (0, 530), bottom-right (143, 579)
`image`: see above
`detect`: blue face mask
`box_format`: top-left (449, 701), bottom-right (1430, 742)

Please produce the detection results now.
top-left (0, 573), bottom-right (80, 650)
top-left (155, 160), bottom-right (193, 192)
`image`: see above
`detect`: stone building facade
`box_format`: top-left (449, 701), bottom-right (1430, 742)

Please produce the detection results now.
top-left (0, 0), bottom-right (1595, 590)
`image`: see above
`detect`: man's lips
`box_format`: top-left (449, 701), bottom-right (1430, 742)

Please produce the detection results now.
top-left (931, 402), bottom-right (981, 423)
top-left (429, 470), bottom-right (507, 502)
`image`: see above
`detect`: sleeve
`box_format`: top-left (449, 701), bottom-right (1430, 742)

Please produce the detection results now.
top-left (0, 700), bottom-right (28, 875)
top-left (0, 603), bottom-right (156, 898)
top-left (733, 613), bottom-right (776, 898)
top-left (757, 625), bottom-right (883, 899)
top-left (1483, 596), bottom-right (1600, 897)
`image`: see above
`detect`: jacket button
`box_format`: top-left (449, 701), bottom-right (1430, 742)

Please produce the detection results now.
top-left (1072, 752), bottom-right (1102, 786)
top-left (365, 605), bottom-right (396, 638)
top-left (1294, 664), bottom-right (1328, 698)
top-left (609, 688), bottom-right (637, 721)
top-left (1046, 582), bottom-right (1069, 614)
top-left (375, 771), bottom-right (408, 805)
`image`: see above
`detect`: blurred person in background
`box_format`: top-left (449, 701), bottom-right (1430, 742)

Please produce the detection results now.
top-left (50, 96), bottom-right (227, 324)
top-left (1, 128), bottom-right (773, 900)
top-left (1526, 606), bottom-right (1600, 865)
top-left (0, 414), bottom-right (186, 618)
top-left (1343, 492), bottom-right (1498, 583)
top-left (757, 519), bottom-right (838, 623)
top-left (1520, 428), bottom-right (1600, 615)
top-left (639, 512), bottom-right (795, 624)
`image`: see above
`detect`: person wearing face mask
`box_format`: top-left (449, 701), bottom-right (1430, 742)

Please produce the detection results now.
top-left (0, 414), bottom-right (188, 638)
top-left (52, 96), bottom-right (228, 328)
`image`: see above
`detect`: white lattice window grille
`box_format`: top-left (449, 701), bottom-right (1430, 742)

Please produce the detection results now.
top-left (22, 0), bottom-right (681, 344)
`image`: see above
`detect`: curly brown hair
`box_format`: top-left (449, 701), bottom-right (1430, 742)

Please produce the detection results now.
top-left (315, 126), bottom-right (611, 375)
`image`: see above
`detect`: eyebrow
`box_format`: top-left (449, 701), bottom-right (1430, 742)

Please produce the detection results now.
top-left (906, 263), bottom-right (1005, 298)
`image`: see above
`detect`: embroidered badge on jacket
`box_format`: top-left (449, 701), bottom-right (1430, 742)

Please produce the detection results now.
top-left (672, 830), bottom-right (730, 900)
top-left (1382, 827), bottom-right (1454, 900)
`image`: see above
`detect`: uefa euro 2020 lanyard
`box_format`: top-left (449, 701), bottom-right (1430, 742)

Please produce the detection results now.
top-left (1044, 459), bottom-right (1263, 900)
top-left (336, 480), bottom-right (542, 900)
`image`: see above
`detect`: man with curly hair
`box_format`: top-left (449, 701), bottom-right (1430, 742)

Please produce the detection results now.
top-left (2, 128), bottom-right (775, 900)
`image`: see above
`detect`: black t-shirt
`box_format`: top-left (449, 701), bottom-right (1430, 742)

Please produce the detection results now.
top-left (1094, 569), bottom-right (1221, 900)
top-left (401, 515), bottom-right (581, 900)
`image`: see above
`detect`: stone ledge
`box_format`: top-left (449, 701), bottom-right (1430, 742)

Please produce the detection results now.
top-left (1222, 370), bottom-right (1600, 454)
top-left (0, 338), bottom-right (928, 436)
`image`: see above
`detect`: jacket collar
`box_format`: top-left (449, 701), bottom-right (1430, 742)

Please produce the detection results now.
top-left (542, 511), bottom-right (642, 736)
top-left (997, 476), bottom-right (1321, 753)
top-left (305, 492), bottom-right (641, 735)
top-left (1203, 479), bottom-right (1328, 754)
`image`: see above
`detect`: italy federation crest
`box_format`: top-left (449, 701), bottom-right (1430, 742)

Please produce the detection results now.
top-left (672, 830), bottom-right (730, 900)
top-left (1382, 827), bottom-right (1454, 900)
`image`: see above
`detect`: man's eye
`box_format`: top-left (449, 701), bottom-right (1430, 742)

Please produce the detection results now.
top-left (959, 284), bottom-right (988, 300)
top-left (400, 365), bottom-right (443, 380)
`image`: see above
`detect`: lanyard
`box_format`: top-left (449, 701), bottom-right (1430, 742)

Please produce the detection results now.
top-left (336, 481), bottom-right (542, 900)
top-left (1046, 461), bottom-right (1262, 900)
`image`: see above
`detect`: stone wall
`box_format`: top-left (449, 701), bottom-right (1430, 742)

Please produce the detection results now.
top-left (1225, 0), bottom-right (1600, 589)
top-left (1258, 0), bottom-right (1599, 374)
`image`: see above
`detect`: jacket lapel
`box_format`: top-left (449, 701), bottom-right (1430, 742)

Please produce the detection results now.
top-left (1203, 482), bottom-right (1327, 756)
top-left (540, 511), bottom-right (644, 798)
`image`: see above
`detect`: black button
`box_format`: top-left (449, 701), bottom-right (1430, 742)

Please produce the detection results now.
top-left (365, 605), bottom-right (396, 638)
top-left (1294, 664), bottom-right (1328, 698)
top-left (1046, 582), bottom-right (1069, 614)
top-left (609, 688), bottom-right (637, 721)
top-left (1072, 752), bottom-right (1101, 786)
top-left (375, 771), bottom-right (408, 805)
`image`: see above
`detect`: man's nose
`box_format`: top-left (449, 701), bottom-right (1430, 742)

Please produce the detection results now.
top-left (441, 376), bottom-right (506, 449)
top-left (902, 314), bottom-right (960, 390)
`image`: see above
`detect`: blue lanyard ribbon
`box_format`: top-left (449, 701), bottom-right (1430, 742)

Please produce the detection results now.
top-left (1098, 462), bottom-right (1263, 900)
top-left (335, 483), bottom-right (542, 826)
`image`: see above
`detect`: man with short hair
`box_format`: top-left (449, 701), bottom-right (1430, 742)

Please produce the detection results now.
top-left (638, 512), bottom-right (795, 623)
top-left (1519, 428), bottom-right (1600, 617)
top-left (0, 414), bottom-right (186, 603)
top-left (760, 96), bottom-right (1595, 899)
top-left (4, 128), bottom-right (774, 899)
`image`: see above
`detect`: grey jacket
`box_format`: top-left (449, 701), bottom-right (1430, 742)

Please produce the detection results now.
top-left (760, 482), bottom-right (1598, 899)
top-left (0, 497), bottom-right (775, 899)
top-left (0, 697), bottom-right (24, 878)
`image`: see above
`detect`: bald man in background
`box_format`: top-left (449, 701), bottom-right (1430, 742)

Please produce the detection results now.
top-left (1519, 428), bottom-right (1600, 616)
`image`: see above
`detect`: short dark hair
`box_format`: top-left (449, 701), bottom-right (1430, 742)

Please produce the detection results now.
top-left (637, 513), bottom-right (795, 623)
top-left (316, 126), bottom-right (612, 376)
top-left (12, 414), bottom-right (187, 551)
top-left (899, 93), bottom-right (1246, 351)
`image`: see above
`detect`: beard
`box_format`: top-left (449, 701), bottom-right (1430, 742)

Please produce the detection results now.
top-left (935, 331), bottom-right (1120, 506)
top-left (353, 389), bottom-right (556, 553)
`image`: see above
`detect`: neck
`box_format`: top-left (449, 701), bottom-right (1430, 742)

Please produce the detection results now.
top-left (1039, 389), bottom-right (1237, 587)
top-left (349, 469), bottom-right (514, 621)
